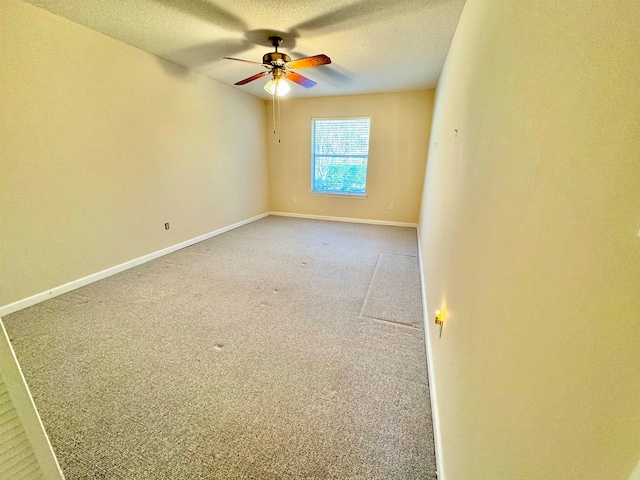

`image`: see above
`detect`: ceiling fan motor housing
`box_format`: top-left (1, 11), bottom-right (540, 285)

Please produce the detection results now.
top-left (263, 52), bottom-right (291, 66)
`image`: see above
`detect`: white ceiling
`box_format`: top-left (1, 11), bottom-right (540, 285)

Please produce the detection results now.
top-left (23, 0), bottom-right (466, 100)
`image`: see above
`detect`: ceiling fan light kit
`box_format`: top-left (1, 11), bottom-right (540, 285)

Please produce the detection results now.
top-left (264, 77), bottom-right (290, 97)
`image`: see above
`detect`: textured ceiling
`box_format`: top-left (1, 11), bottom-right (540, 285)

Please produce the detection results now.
top-left (23, 0), bottom-right (466, 99)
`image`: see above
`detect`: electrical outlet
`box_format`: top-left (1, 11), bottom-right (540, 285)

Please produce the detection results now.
top-left (293, 197), bottom-right (297, 204)
top-left (389, 203), bottom-right (394, 210)
top-left (164, 223), bottom-right (170, 230)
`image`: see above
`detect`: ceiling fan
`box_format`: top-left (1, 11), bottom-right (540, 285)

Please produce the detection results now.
top-left (223, 36), bottom-right (331, 96)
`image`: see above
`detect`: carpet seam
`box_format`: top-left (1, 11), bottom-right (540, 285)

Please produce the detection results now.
top-left (359, 254), bottom-right (384, 320)
top-left (359, 314), bottom-right (421, 330)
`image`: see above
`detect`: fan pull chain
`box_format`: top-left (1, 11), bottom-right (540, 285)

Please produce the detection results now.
top-left (270, 89), bottom-right (281, 143)
top-left (277, 93), bottom-right (281, 143)
top-left (272, 90), bottom-right (276, 135)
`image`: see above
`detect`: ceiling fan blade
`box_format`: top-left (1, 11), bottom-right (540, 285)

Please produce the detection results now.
top-left (285, 71), bottom-right (317, 88)
top-left (234, 71), bottom-right (268, 85)
top-left (286, 54), bottom-right (331, 69)
top-left (224, 57), bottom-right (270, 67)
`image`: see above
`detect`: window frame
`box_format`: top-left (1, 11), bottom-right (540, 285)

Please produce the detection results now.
top-left (309, 116), bottom-right (372, 197)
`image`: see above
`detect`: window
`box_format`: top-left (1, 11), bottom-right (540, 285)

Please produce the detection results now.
top-left (311, 117), bottom-right (371, 195)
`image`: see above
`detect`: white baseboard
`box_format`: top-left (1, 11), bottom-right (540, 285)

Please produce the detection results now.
top-left (0, 212), bottom-right (269, 317)
top-left (417, 228), bottom-right (445, 480)
top-left (269, 211), bottom-right (418, 228)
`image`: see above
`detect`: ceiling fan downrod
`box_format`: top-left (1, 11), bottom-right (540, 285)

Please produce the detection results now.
top-left (269, 36), bottom-right (283, 51)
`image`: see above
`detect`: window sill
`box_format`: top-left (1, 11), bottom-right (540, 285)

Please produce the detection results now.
top-left (308, 191), bottom-right (368, 199)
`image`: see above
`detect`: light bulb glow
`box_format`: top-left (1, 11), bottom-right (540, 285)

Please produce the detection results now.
top-left (264, 77), bottom-right (290, 97)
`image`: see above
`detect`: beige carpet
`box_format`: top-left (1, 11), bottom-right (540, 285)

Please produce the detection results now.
top-left (4, 216), bottom-right (436, 479)
top-left (360, 253), bottom-right (424, 328)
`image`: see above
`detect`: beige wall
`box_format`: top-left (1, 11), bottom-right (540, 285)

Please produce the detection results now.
top-left (267, 91), bottom-right (433, 223)
top-left (418, 0), bottom-right (640, 479)
top-left (0, 0), bottom-right (269, 306)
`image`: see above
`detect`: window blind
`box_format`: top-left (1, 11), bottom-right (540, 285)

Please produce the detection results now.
top-left (311, 118), bottom-right (371, 194)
